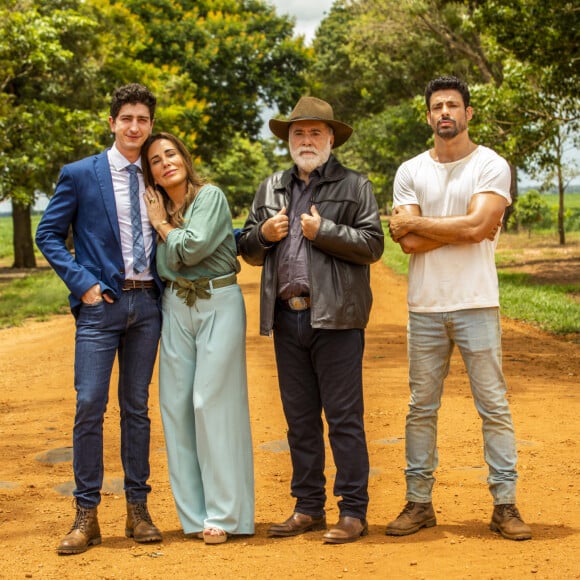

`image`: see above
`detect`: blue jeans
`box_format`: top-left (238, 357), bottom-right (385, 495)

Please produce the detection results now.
top-left (405, 308), bottom-right (518, 505)
top-left (73, 289), bottom-right (161, 508)
top-left (273, 308), bottom-right (369, 520)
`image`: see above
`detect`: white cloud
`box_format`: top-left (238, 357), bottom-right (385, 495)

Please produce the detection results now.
top-left (268, 0), bottom-right (334, 43)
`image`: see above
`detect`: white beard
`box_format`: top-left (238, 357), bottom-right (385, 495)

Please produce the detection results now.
top-left (292, 147), bottom-right (331, 176)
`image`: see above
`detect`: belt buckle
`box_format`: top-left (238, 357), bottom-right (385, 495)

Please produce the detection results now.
top-left (288, 296), bottom-right (309, 311)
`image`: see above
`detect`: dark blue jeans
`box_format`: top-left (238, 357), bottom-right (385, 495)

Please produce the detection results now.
top-left (273, 308), bottom-right (369, 520)
top-left (73, 289), bottom-right (161, 508)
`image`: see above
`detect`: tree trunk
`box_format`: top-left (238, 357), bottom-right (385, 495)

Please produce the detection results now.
top-left (557, 162), bottom-right (566, 246)
top-left (12, 202), bottom-right (37, 268)
top-left (505, 163), bottom-right (518, 231)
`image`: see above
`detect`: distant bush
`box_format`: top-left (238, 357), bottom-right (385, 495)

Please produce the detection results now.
top-left (510, 190), bottom-right (552, 235)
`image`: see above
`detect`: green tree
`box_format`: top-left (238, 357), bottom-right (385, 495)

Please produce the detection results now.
top-left (475, 0), bottom-right (580, 243)
top-left (0, 0), bottom-right (167, 267)
top-left (308, 0), bottom-right (500, 208)
top-left (205, 133), bottom-right (273, 218)
top-left (1, 0), bottom-right (103, 267)
top-left (476, 0), bottom-right (579, 99)
top-left (309, 0), bottom-right (579, 232)
top-left (512, 189), bottom-right (551, 236)
top-left (308, 0), bottom-right (457, 122)
top-left (339, 102), bottom-right (431, 211)
top-left (125, 0), bottom-right (312, 160)
top-left (526, 124), bottom-right (580, 245)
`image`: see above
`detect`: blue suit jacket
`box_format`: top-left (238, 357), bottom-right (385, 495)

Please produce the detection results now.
top-left (36, 150), bottom-right (163, 315)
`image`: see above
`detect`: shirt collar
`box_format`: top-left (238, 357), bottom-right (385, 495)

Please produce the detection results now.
top-left (108, 143), bottom-right (142, 173)
top-left (291, 163), bottom-right (325, 185)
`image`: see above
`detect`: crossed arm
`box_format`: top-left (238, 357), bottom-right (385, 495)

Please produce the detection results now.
top-left (389, 193), bottom-right (507, 254)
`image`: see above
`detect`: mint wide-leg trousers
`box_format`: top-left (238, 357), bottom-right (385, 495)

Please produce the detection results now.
top-left (159, 282), bottom-right (254, 535)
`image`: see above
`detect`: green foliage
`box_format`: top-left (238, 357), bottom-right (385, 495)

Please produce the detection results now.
top-left (125, 0), bottom-right (311, 159)
top-left (309, 0), bottom-right (579, 225)
top-left (1, 0), bottom-right (311, 266)
top-left (477, 0), bottom-right (579, 99)
top-left (520, 193), bottom-right (580, 233)
top-left (0, 0), bottom-right (164, 204)
top-left (340, 103), bottom-right (431, 210)
top-left (509, 189), bottom-right (551, 235)
top-left (204, 133), bottom-right (274, 218)
top-left (308, 0), bottom-right (468, 121)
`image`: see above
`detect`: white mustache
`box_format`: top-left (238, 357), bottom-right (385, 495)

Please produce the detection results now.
top-left (297, 148), bottom-right (318, 155)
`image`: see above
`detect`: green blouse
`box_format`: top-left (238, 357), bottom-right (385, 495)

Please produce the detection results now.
top-left (156, 184), bottom-right (240, 283)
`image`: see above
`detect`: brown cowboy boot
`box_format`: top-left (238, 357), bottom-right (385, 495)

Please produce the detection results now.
top-left (57, 503), bottom-right (102, 555)
top-left (125, 502), bottom-right (162, 543)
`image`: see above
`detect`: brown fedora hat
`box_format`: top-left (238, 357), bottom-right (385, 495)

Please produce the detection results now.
top-left (269, 96), bottom-right (353, 148)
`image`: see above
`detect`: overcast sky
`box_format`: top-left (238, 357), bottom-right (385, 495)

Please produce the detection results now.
top-left (268, 0), bottom-right (334, 43)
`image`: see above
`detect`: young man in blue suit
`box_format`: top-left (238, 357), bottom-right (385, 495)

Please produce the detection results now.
top-left (36, 83), bottom-right (164, 554)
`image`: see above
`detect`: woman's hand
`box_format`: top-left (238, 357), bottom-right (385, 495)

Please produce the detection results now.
top-left (144, 186), bottom-right (168, 227)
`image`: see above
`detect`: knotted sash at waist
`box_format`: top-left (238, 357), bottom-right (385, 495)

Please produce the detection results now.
top-left (165, 273), bottom-right (237, 307)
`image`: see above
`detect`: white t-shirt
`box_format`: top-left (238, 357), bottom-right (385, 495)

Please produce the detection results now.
top-left (393, 145), bottom-right (511, 313)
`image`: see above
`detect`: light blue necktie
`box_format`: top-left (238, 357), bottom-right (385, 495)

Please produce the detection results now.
top-left (127, 164), bottom-right (147, 273)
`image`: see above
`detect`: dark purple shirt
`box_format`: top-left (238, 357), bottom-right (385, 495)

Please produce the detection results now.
top-left (277, 166), bottom-right (322, 300)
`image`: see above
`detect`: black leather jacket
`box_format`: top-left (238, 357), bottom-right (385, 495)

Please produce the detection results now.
top-left (239, 155), bottom-right (384, 336)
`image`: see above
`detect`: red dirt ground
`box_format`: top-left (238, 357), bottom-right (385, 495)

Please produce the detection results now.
top-left (0, 260), bottom-right (578, 579)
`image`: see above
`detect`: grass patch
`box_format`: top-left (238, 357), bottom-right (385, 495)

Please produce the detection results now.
top-left (0, 215), bottom-right (44, 260)
top-left (381, 223), bottom-right (579, 335)
top-left (233, 217), bottom-right (245, 229)
top-left (0, 216), bottom-right (577, 333)
top-left (381, 222), bottom-right (410, 275)
top-left (498, 272), bottom-right (579, 334)
top-left (495, 230), bottom-right (580, 267)
top-left (0, 270), bottom-right (69, 328)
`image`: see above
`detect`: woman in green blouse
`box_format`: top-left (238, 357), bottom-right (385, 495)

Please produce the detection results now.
top-left (142, 132), bottom-right (254, 544)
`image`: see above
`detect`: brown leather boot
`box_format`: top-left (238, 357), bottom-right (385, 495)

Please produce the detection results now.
top-left (386, 501), bottom-right (437, 536)
top-left (490, 504), bottom-right (532, 540)
top-left (57, 504), bottom-right (102, 555)
top-left (125, 502), bottom-right (162, 543)
top-left (268, 512), bottom-right (327, 537)
top-left (322, 516), bottom-right (368, 544)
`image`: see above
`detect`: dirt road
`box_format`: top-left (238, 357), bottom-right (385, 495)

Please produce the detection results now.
top-left (0, 261), bottom-right (578, 579)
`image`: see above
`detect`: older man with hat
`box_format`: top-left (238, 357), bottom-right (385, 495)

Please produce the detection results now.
top-left (239, 96), bottom-right (384, 544)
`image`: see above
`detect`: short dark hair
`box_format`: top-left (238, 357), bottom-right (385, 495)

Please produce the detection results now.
top-left (110, 83), bottom-right (156, 120)
top-left (425, 76), bottom-right (470, 110)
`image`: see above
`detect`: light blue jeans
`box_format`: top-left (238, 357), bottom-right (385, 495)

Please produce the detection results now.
top-left (405, 308), bottom-right (518, 505)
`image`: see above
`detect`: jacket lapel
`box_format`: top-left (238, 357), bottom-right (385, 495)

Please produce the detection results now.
top-left (94, 150), bottom-right (122, 249)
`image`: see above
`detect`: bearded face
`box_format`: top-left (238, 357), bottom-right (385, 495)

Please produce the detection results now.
top-left (427, 90), bottom-right (472, 140)
top-left (288, 121), bottom-right (334, 178)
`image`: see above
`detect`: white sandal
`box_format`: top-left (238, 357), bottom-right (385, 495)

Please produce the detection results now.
top-left (203, 527), bottom-right (228, 544)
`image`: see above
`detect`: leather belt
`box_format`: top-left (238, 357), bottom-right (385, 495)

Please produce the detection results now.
top-left (165, 273), bottom-right (237, 308)
top-left (122, 279), bottom-right (156, 291)
top-left (278, 296), bottom-right (311, 311)
top-left (165, 272), bottom-right (237, 292)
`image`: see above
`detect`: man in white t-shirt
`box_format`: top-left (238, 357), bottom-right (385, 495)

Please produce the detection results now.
top-left (386, 76), bottom-right (531, 541)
